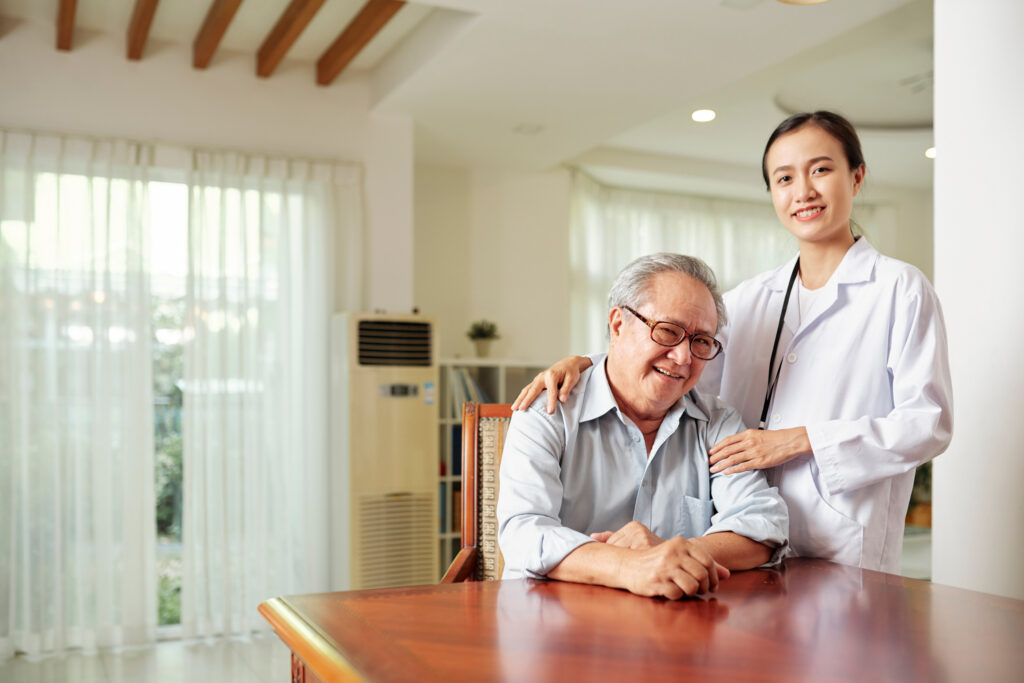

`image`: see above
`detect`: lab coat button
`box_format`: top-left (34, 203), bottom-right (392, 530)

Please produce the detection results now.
top-left (772, 414), bottom-right (781, 424)
top-left (787, 353), bottom-right (798, 364)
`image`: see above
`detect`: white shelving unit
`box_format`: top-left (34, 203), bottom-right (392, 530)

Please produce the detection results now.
top-left (437, 358), bottom-right (547, 577)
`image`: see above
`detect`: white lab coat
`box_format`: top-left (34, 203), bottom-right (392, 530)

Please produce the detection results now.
top-left (698, 238), bottom-right (953, 573)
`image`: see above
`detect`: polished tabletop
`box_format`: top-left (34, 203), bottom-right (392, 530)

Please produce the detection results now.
top-left (259, 558), bottom-right (1024, 682)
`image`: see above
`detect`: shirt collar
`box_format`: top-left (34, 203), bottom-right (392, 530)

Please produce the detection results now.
top-left (580, 356), bottom-right (710, 425)
top-left (763, 237), bottom-right (878, 292)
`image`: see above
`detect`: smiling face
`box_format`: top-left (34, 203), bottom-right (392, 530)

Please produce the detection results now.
top-left (765, 122), bottom-right (865, 250)
top-left (606, 271), bottom-right (718, 422)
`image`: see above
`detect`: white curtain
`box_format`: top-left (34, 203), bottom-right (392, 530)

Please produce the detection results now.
top-left (180, 151), bottom-right (362, 638)
top-left (570, 170), bottom-right (798, 352)
top-left (0, 131), bottom-right (157, 659)
top-left (569, 171), bottom-right (889, 351)
top-left (569, 171), bottom-right (891, 352)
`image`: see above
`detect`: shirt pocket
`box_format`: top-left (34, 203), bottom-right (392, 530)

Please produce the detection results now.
top-left (674, 496), bottom-right (713, 539)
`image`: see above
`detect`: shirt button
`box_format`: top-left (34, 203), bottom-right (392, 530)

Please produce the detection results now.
top-left (633, 435), bottom-right (640, 443)
top-left (787, 353), bottom-right (798, 364)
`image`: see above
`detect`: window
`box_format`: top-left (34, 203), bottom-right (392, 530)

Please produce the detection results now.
top-left (3, 133), bottom-right (357, 651)
top-left (150, 180), bottom-right (188, 627)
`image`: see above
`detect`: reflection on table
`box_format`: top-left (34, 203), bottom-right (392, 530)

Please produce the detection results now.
top-left (259, 558), bottom-right (1024, 682)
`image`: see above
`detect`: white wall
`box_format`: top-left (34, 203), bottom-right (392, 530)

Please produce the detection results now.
top-left (413, 165), bottom-right (472, 356)
top-left (0, 18), bottom-right (414, 314)
top-left (365, 115), bottom-right (415, 313)
top-left (414, 165), bottom-right (571, 363)
top-left (932, 0), bottom-right (1024, 600)
top-left (858, 186), bottom-right (934, 280)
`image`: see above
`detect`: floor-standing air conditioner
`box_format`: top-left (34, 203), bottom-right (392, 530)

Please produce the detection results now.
top-left (329, 313), bottom-right (439, 590)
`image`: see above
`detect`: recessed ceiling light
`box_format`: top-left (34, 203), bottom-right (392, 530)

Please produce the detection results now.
top-left (512, 123), bottom-right (544, 135)
top-left (776, 0), bottom-right (831, 5)
top-left (925, 147), bottom-right (936, 159)
top-left (691, 109), bottom-right (716, 123)
top-left (720, 0), bottom-right (763, 9)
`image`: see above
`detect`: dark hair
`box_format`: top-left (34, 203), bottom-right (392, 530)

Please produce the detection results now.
top-left (760, 110), bottom-right (866, 190)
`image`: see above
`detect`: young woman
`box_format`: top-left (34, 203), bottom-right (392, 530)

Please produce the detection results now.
top-left (512, 111), bottom-right (953, 573)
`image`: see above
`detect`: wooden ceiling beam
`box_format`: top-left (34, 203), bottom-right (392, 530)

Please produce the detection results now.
top-left (193, 0), bottom-right (244, 69)
top-left (127, 0), bottom-right (161, 60)
top-left (317, 0), bottom-right (405, 86)
top-left (256, 0), bottom-right (327, 78)
top-left (57, 0), bottom-right (77, 51)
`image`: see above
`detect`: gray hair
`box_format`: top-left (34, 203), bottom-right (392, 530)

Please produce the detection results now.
top-left (607, 253), bottom-right (726, 331)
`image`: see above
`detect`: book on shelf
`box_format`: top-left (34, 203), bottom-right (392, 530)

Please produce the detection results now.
top-left (439, 482), bottom-right (446, 533)
top-left (446, 366), bottom-right (492, 416)
top-left (452, 425), bottom-right (462, 477)
top-left (451, 482), bottom-right (462, 534)
top-left (446, 366), bottom-right (465, 417)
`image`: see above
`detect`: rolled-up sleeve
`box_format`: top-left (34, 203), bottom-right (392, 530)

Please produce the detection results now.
top-left (704, 407), bottom-right (790, 565)
top-left (497, 405), bottom-right (595, 579)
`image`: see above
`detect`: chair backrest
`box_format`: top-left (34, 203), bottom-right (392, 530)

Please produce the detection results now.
top-left (440, 402), bottom-right (512, 583)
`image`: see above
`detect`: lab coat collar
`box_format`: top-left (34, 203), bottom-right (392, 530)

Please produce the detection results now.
top-left (764, 253), bottom-right (800, 292)
top-left (762, 237), bottom-right (878, 292)
top-left (831, 236), bottom-right (878, 285)
top-left (580, 356), bottom-right (708, 424)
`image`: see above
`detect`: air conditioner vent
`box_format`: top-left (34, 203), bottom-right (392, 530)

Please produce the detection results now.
top-left (357, 493), bottom-right (436, 588)
top-left (357, 320), bottom-right (432, 366)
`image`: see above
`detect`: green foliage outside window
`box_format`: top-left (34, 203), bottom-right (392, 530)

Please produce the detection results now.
top-left (154, 297), bottom-right (185, 626)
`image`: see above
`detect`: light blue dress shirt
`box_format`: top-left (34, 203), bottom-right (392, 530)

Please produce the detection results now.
top-left (498, 357), bottom-right (789, 579)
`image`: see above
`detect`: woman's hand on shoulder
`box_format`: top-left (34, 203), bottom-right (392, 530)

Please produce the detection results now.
top-left (511, 355), bottom-right (593, 413)
top-left (708, 426), bottom-right (811, 474)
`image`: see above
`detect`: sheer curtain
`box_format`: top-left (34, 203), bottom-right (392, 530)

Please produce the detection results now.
top-left (180, 151), bottom-right (362, 638)
top-left (0, 131), bottom-right (157, 659)
top-left (569, 170), bottom-right (797, 352)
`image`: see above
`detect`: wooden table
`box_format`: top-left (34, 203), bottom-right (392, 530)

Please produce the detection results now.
top-left (259, 558), bottom-right (1024, 682)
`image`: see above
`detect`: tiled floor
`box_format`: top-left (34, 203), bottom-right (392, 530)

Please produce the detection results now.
top-left (0, 530), bottom-right (934, 683)
top-left (0, 634), bottom-right (291, 683)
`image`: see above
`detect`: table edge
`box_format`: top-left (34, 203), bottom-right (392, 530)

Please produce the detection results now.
top-left (258, 596), bottom-right (365, 683)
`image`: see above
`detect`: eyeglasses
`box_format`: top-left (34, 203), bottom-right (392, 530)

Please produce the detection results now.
top-left (621, 305), bottom-right (723, 361)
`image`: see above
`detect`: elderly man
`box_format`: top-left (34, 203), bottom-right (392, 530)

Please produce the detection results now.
top-left (497, 253), bottom-right (788, 599)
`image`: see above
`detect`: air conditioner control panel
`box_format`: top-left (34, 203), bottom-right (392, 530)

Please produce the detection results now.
top-left (379, 382), bottom-right (420, 398)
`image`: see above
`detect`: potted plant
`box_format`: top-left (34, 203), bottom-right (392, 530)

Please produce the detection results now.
top-left (466, 320), bottom-right (499, 357)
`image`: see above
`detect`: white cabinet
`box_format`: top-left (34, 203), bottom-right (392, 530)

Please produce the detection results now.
top-left (437, 358), bottom-right (547, 577)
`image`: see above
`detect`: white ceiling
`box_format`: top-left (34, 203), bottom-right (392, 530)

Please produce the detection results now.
top-left (0, 0), bottom-right (934, 195)
top-left (594, 0), bottom-right (934, 195)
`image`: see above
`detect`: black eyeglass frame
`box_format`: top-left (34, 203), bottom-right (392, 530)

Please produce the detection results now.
top-left (620, 305), bottom-right (723, 360)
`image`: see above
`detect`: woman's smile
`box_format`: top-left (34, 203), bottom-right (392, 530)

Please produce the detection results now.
top-left (793, 205), bottom-right (825, 221)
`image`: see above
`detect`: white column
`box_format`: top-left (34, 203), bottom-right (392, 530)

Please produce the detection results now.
top-left (932, 0), bottom-right (1024, 599)
top-left (363, 113), bottom-right (415, 313)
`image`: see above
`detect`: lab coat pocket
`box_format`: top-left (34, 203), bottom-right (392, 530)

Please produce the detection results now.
top-left (675, 496), bottom-right (714, 539)
top-left (784, 463), bottom-right (863, 567)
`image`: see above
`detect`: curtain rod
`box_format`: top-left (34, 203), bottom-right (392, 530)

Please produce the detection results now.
top-left (0, 124), bottom-right (361, 169)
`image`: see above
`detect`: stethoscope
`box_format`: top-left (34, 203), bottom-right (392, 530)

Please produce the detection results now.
top-left (758, 259), bottom-right (800, 430)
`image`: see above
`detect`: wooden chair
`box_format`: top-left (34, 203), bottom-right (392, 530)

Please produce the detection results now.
top-left (440, 402), bottom-right (512, 583)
